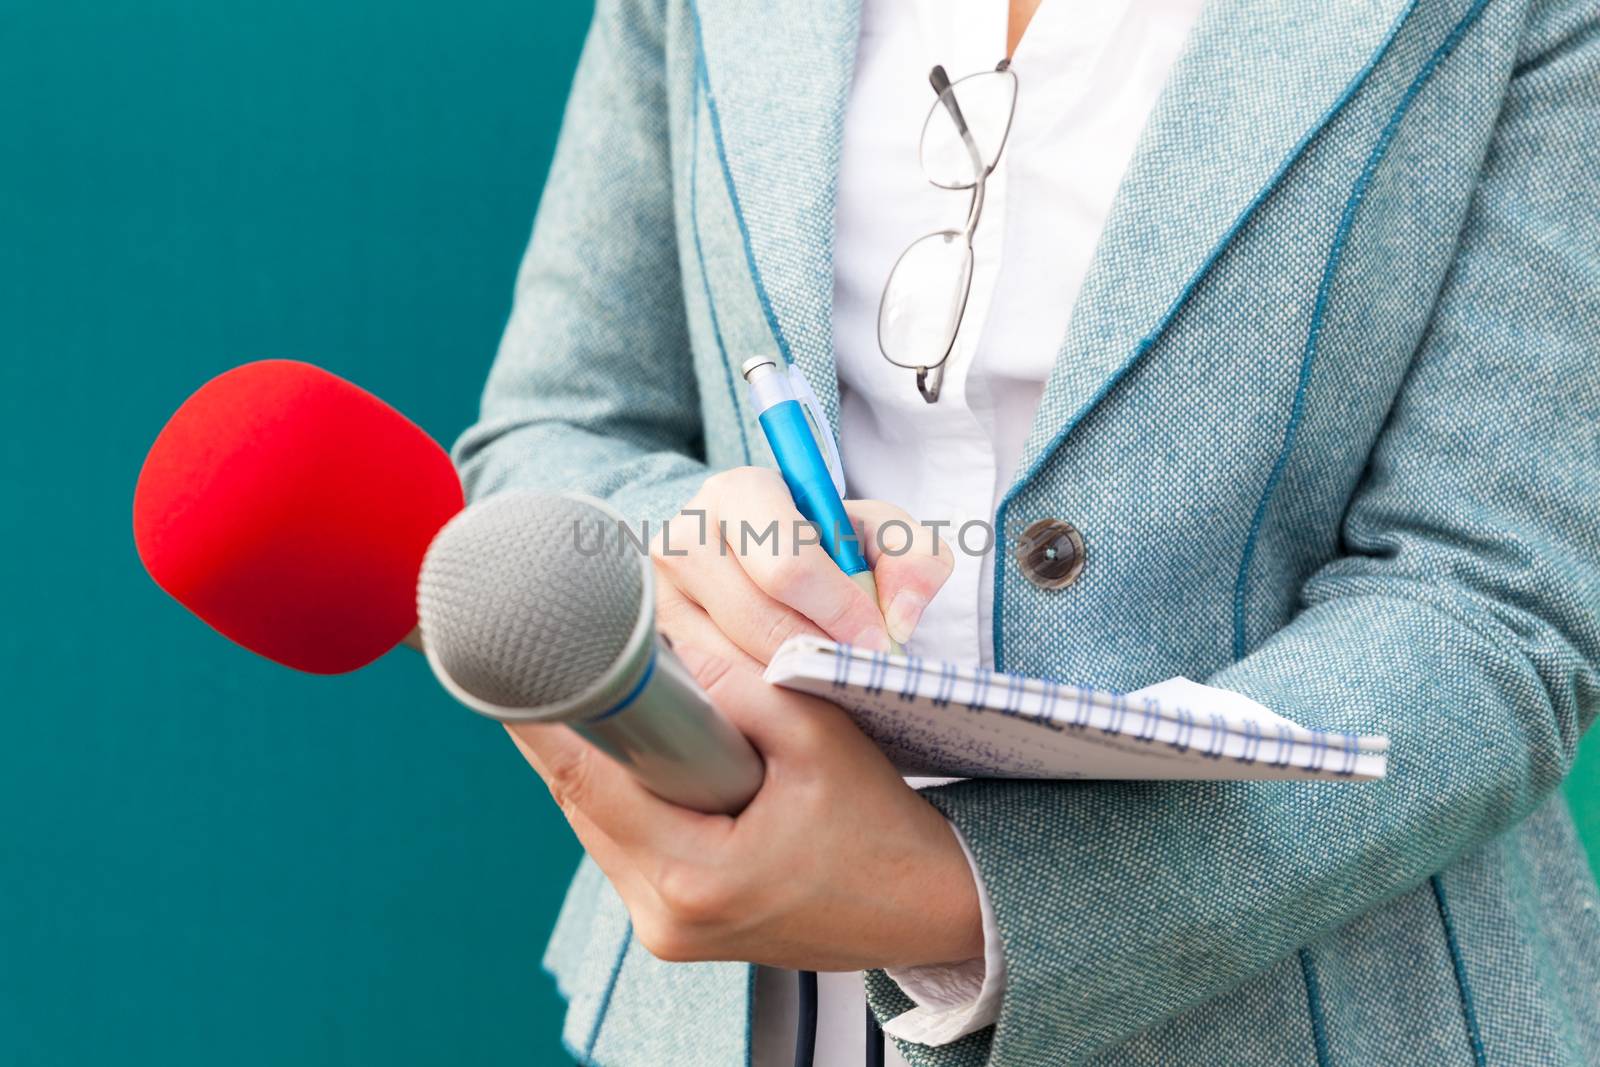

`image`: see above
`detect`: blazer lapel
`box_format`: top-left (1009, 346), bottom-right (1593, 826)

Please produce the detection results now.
top-left (1008, 0), bottom-right (1416, 491)
top-left (689, 0), bottom-right (862, 431)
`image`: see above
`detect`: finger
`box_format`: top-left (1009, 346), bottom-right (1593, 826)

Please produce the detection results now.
top-left (714, 469), bottom-right (891, 650)
top-left (505, 724), bottom-right (657, 896)
top-left (843, 499), bottom-right (956, 646)
top-left (659, 535), bottom-right (826, 665)
top-left (672, 644), bottom-right (860, 761)
top-left (654, 574), bottom-right (765, 674)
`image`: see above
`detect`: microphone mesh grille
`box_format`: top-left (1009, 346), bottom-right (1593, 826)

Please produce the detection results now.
top-left (418, 492), bottom-right (646, 710)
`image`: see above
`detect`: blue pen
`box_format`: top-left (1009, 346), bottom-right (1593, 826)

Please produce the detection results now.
top-left (740, 356), bottom-right (901, 654)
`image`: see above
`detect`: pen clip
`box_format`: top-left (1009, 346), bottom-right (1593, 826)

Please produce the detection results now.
top-left (786, 364), bottom-right (848, 499)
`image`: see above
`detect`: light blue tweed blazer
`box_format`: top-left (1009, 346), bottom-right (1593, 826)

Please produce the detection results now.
top-left (453, 0), bottom-right (1600, 1062)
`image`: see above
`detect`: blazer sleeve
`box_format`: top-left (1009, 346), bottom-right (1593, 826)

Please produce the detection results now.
top-left (453, 0), bottom-right (710, 523)
top-left (892, 5), bottom-right (1600, 1062)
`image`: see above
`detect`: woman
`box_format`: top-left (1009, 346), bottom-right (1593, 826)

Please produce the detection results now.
top-left (454, 0), bottom-right (1600, 1062)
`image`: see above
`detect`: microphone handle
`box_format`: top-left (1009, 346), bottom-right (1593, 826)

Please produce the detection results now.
top-left (572, 637), bottom-right (765, 815)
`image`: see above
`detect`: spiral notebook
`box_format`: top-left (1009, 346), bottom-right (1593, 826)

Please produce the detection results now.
top-left (764, 636), bottom-right (1389, 782)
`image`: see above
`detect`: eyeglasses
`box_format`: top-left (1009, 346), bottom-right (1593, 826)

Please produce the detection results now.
top-left (877, 60), bottom-right (1018, 403)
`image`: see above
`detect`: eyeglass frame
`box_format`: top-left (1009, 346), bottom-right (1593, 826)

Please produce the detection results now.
top-left (876, 59), bottom-right (1018, 404)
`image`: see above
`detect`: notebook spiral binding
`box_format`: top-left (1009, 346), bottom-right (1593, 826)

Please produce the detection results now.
top-left (824, 643), bottom-right (1389, 780)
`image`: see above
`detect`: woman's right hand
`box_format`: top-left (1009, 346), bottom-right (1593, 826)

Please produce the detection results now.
top-left (651, 467), bottom-right (954, 670)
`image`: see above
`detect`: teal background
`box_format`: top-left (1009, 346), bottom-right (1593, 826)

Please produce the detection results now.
top-left (0, 2), bottom-right (1595, 1066)
top-left (2, 1), bottom-right (593, 1064)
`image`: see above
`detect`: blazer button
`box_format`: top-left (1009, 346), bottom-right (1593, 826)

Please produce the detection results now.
top-left (1015, 519), bottom-right (1085, 590)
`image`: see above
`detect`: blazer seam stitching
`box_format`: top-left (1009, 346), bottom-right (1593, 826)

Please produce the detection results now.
top-left (687, 0), bottom-right (797, 370)
top-left (690, 70), bottom-right (754, 466)
top-left (743, 962), bottom-right (758, 1067)
top-left (1231, 0), bottom-right (1496, 662)
top-left (1433, 874), bottom-right (1490, 1066)
top-left (1299, 947), bottom-right (1333, 1067)
top-left (582, 920), bottom-right (633, 1062)
top-left (990, 0), bottom-right (1420, 669)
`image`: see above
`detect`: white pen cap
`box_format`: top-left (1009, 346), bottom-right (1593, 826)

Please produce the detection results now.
top-left (739, 355), bottom-right (792, 414)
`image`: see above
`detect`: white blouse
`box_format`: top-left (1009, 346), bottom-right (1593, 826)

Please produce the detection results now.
top-left (754, 1), bottom-right (1207, 1064)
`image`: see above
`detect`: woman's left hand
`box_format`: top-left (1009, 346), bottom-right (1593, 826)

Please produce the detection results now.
top-left (506, 644), bottom-right (984, 972)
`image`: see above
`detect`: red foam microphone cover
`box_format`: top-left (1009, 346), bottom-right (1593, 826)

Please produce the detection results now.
top-left (134, 360), bottom-right (465, 673)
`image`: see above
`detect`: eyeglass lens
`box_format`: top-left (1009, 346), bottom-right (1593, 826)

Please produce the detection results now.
top-left (876, 65), bottom-right (1017, 402)
top-left (921, 69), bottom-right (1016, 189)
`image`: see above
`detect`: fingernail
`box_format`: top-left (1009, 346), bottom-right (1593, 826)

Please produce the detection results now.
top-left (884, 591), bottom-right (927, 646)
top-left (850, 624), bottom-right (892, 653)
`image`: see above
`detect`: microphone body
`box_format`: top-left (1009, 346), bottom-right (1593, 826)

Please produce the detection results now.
top-left (418, 491), bottom-right (764, 815)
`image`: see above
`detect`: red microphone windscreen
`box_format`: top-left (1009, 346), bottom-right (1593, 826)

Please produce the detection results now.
top-left (134, 360), bottom-right (465, 674)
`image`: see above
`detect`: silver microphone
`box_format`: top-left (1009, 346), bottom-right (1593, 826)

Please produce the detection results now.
top-left (416, 491), bottom-right (764, 815)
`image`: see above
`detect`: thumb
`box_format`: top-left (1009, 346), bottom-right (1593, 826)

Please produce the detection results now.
top-left (844, 499), bottom-right (956, 646)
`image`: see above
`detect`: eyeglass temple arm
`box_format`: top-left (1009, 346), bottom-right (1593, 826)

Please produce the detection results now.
top-left (928, 65), bottom-right (986, 180)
